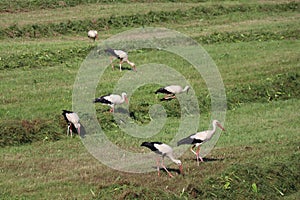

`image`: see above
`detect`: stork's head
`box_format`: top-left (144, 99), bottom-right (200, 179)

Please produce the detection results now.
top-left (122, 92), bottom-right (128, 104)
top-left (184, 86), bottom-right (190, 94)
top-left (213, 120), bottom-right (225, 131)
top-left (74, 123), bottom-right (81, 135)
top-left (127, 61), bottom-right (136, 71)
top-left (175, 160), bottom-right (184, 175)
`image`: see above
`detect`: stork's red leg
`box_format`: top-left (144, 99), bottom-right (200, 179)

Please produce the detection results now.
top-left (196, 147), bottom-right (199, 166)
top-left (161, 159), bottom-right (173, 178)
top-left (190, 145), bottom-right (197, 155)
top-left (156, 158), bottom-right (160, 176)
top-left (110, 56), bottom-right (114, 70)
top-left (196, 146), bottom-right (203, 165)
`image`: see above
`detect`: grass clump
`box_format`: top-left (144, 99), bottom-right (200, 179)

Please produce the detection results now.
top-left (226, 72), bottom-right (300, 109)
top-left (0, 119), bottom-right (63, 147)
top-left (194, 153), bottom-right (300, 199)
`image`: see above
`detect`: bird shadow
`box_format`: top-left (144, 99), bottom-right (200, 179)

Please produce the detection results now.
top-left (79, 125), bottom-right (87, 138)
top-left (112, 65), bottom-right (134, 71)
top-left (114, 107), bottom-right (129, 114)
top-left (192, 157), bottom-right (224, 162)
top-left (152, 166), bottom-right (182, 175)
top-left (159, 97), bottom-right (175, 101)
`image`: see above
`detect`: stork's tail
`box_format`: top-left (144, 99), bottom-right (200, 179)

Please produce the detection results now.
top-left (141, 142), bottom-right (156, 152)
top-left (177, 137), bottom-right (194, 146)
top-left (155, 88), bottom-right (163, 94)
top-left (155, 88), bottom-right (172, 94)
top-left (93, 98), bottom-right (101, 103)
top-left (141, 142), bottom-right (152, 148)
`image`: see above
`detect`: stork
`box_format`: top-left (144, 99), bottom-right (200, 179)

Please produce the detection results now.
top-left (155, 85), bottom-right (190, 100)
top-left (62, 110), bottom-right (81, 137)
top-left (105, 48), bottom-right (136, 71)
top-left (93, 92), bottom-right (128, 112)
top-left (141, 142), bottom-right (183, 177)
top-left (177, 120), bottom-right (225, 166)
top-left (88, 30), bottom-right (98, 41)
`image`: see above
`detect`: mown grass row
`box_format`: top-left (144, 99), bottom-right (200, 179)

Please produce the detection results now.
top-left (0, 2), bottom-right (298, 39)
top-left (0, 70), bottom-right (298, 147)
top-left (1, 29), bottom-right (299, 71)
top-left (0, 45), bottom-right (92, 70)
top-left (0, 0), bottom-right (202, 12)
top-left (90, 152), bottom-right (300, 199)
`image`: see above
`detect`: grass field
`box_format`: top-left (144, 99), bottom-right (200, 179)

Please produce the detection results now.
top-left (0, 0), bottom-right (299, 199)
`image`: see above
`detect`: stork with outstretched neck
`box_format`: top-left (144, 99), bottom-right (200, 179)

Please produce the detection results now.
top-left (177, 120), bottom-right (225, 165)
top-left (155, 85), bottom-right (189, 100)
top-left (93, 92), bottom-right (128, 112)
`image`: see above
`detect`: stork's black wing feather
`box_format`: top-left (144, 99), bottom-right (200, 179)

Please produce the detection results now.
top-left (155, 87), bottom-right (173, 94)
top-left (93, 94), bottom-right (113, 104)
top-left (105, 48), bottom-right (120, 59)
top-left (62, 110), bottom-right (73, 123)
top-left (177, 136), bottom-right (204, 146)
top-left (141, 142), bottom-right (163, 152)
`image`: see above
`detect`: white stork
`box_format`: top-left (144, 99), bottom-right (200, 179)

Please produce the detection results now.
top-left (62, 110), bottom-right (81, 137)
top-left (155, 85), bottom-right (190, 100)
top-left (141, 142), bottom-right (183, 177)
top-left (177, 120), bottom-right (225, 165)
top-left (93, 92), bottom-right (128, 112)
top-left (88, 30), bottom-right (98, 41)
top-left (105, 48), bottom-right (136, 71)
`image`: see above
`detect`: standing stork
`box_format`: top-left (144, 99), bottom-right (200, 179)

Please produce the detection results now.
top-left (62, 110), bottom-right (81, 137)
top-left (141, 142), bottom-right (183, 177)
top-left (155, 85), bottom-right (190, 100)
top-left (105, 48), bottom-right (136, 71)
top-left (88, 30), bottom-right (98, 41)
top-left (177, 120), bottom-right (225, 166)
top-left (93, 92), bottom-right (128, 112)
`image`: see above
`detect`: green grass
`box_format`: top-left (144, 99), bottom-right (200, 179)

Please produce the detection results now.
top-left (1, 99), bottom-right (299, 199)
top-left (0, 0), bottom-right (299, 199)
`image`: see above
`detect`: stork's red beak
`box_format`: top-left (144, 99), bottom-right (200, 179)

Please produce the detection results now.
top-left (217, 123), bottom-right (225, 131)
top-left (77, 127), bottom-right (81, 136)
top-left (125, 97), bottom-right (129, 104)
top-left (179, 164), bottom-right (184, 175)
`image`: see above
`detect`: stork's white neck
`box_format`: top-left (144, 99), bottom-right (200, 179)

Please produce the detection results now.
top-left (182, 86), bottom-right (190, 93)
top-left (205, 122), bottom-right (218, 140)
top-left (120, 93), bottom-right (127, 103)
top-left (168, 154), bottom-right (181, 165)
top-left (127, 61), bottom-right (135, 67)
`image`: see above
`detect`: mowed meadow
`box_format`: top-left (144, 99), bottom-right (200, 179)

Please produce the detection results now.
top-left (0, 0), bottom-right (299, 199)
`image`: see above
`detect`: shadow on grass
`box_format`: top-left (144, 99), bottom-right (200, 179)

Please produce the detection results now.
top-left (191, 157), bottom-right (224, 162)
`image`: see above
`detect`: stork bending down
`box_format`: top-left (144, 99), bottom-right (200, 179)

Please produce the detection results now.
top-left (93, 92), bottom-right (128, 112)
top-left (155, 85), bottom-right (189, 101)
top-left (88, 30), bottom-right (98, 41)
top-left (141, 142), bottom-right (183, 177)
top-left (105, 48), bottom-right (136, 71)
top-left (62, 110), bottom-right (81, 137)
